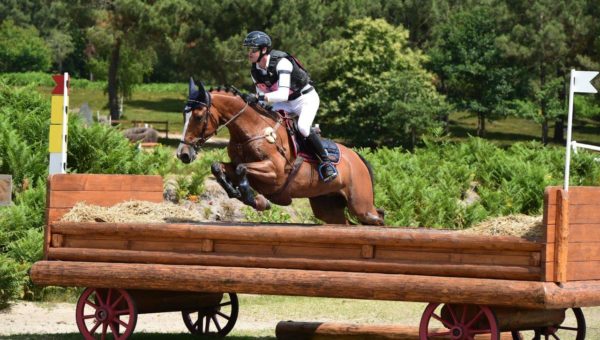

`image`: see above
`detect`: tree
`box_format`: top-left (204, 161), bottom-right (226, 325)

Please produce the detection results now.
top-left (46, 29), bottom-right (75, 72)
top-left (0, 20), bottom-right (50, 72)
top-left (428, 5), bottom-right (522, 137)
top-left (319, 18), bottom-right (448, 148)
top-left (86, 0), bottom-right (164, 119)
top-left (496, 0), bottom-right (590, 144)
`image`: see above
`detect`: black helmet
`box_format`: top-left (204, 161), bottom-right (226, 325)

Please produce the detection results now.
top-left (243, 31), bottom-right (272, 49)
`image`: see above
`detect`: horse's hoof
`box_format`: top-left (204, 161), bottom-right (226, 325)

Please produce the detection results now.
top-left (255, 195), bottom-right (271, 211)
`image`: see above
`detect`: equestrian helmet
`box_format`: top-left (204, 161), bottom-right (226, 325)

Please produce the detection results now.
top-left (243, 31), bottom-right (272, 49)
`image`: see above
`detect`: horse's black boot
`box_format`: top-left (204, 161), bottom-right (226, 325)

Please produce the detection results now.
top-left (306, 132), bottom-right (338, 182)
top-left (211, 162), bottom-right (241, 199)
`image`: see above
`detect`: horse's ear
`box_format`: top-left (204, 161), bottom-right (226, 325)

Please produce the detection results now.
top-left (197, 81), bottom-right (209, 104)
top-left (188, 77), bottom-right (199, 100)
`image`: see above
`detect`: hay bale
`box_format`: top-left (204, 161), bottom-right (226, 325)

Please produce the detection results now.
top-left (60, 200), bottom-right (207, 223)
top-left (460, 214), bottom-right (543, 241)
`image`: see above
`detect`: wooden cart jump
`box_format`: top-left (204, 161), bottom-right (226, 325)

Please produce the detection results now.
top-left (30, 174), bottom-right (600, 339)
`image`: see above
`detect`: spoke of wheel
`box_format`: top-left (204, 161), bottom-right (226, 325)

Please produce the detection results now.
top-left (109, 321), bottom-right (119, 337)
top-left (90, 321), bottom-right (102, 334)
top-left (101, 321), bottom-right (108, 338)
top-left (464, 309), bottom-right (485, 329)
top-left (106, 289), bottom-right (113, 307)
top-left (85, 299), bottom-right (99, 309)
top-left (461, 305), bottom-right (467, 324)
top-left (192, 318), bottom-right (200, 331)
top-left (556, 325), bottom-right (578, 331)
top-left (447, 305), bottom-right (459, 325)
top-left (432, 313), bottom-right (455, 328)
top-left (110, 294), bottom-right (125, 309)
top-left (204, 316), bottom-right (210, 333)
top-left (114, 309), bottom-right (130, 316)
top-left (550, 334), bottom-right (559, 340)
top-left (428, 330), bottom-right (452, 337)
top-left (95, 290), bottom-right (105, 306)
top-left (83, 314), bottom-right (96, 320)
top-left (212, 315), bottom-right (222, 332)
top-left (216, 310), bottom-right (231, 320)
top-left (117, 318), bottom-right (129, 328)
top-left (218, 301), bottom-right (232, 307)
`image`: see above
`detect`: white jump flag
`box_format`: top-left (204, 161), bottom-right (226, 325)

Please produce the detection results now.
top-left (572, 71), bottom-right (598, 93)
top-left (564, 70), bottom-right (599, 191)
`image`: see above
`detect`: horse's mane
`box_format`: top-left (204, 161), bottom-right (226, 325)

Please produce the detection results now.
top-left (209, 85), bottom-right (280, 121)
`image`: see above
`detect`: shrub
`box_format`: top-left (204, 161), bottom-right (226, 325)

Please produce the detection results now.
top-left (0, 255), bottom-right (26, 309)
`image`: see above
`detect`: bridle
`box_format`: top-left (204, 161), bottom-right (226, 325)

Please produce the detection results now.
top-left (180, 94), bottom-right (249, 150)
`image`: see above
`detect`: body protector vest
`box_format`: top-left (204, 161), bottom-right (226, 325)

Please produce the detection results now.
top-left (251, 50), bottom-right (311, 97)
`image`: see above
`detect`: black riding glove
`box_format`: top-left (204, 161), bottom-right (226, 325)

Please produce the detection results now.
top-left (244, 94), bottom-right (259, 104)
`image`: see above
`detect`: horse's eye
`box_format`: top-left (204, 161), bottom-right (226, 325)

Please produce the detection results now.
top-left (194, 113), bottom-right (204, 121)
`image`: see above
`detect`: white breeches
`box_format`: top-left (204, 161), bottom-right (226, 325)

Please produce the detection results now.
top-left (271, 88), bottom-right (320, 137)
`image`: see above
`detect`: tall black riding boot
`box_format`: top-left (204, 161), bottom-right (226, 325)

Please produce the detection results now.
top-left (306, 132), bottom-right (338, 182)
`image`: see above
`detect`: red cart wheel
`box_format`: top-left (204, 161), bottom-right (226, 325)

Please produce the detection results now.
top-left (419, 303), bottom-right (500, 340)
top-left (182, 292), bottom-right (239, 337)
top-left (76, 288), bottom-right (137, 340)
top-left (534, 308), bottom-right (586, 340)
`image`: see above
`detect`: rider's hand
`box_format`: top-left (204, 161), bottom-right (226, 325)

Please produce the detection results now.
top-left (244, 94), bottom-right (259, 104)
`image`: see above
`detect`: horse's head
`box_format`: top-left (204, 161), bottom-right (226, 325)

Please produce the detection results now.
top-left (177, 78), bottom-right (219, 163)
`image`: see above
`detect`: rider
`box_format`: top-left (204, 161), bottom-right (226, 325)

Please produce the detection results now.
top-left (243, 30), bottom-right (338, 183)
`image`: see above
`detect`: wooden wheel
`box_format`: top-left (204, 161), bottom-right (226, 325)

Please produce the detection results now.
top-left (182, 292), bottom-right (239, 337)
top-left (419, 303), bottom-right (500, 340)
top-left (76, 288), bottom-right (137, 340)
top-left (534, 308), bottom-right (586, 340)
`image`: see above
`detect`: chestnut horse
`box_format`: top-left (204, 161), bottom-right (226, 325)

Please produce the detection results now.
top-left (177, 79), bottom-right (383, 225)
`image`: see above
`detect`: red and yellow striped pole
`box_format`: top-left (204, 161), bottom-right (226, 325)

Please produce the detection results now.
top-left (49, 73), bottom-right (69, 174)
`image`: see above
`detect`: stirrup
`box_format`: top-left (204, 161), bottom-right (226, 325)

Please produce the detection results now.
top-left (318, 162), bottom-right (338, 182)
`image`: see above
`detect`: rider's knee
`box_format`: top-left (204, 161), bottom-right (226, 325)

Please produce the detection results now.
top-left (297, 124), bottom-right (311, 138)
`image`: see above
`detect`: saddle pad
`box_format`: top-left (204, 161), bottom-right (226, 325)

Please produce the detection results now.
top-left (297, 138), bottom-right (341, 164)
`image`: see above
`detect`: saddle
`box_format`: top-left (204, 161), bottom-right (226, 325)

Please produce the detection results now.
top-left (277, 110), bottom-right (341, 164)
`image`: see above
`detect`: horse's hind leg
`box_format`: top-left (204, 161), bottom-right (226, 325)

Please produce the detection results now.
top-left (309, 195), bottom-right (349, 225)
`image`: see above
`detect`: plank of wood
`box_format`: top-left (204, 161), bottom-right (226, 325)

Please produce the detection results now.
top-left (377, 248), bottom-right (536, 266)
top-left (48, 174), bottom-right (163, 191)
top-left (545, 261), bottom-right (600, 281)
top-left (545, 242), bottom-right (600, 262)
top-left (47, 247), bottom-right (542, 280)
top-left (545, 223), bottom-right (600, 243)
top-left (29, 261), bottom-right (549, 308)
top-left (47, 208), bottom-right (71, 224)
top-left (545, 186), bottom-right (600, 206)
top-left (48, 190), bottom-right (163, 208)
top-left (51, 222), bottom-right (542, 252)
top-left (554, 189), bottom-right (569, 282)
top-left (545, 204), bottom-right (600, 226)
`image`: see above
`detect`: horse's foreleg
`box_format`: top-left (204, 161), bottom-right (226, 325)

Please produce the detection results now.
top-left (236, 164), bottom-right (271, 211)
top-left (211, 162), bottom-right (241, 199)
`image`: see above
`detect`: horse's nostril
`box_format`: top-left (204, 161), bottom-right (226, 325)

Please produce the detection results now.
top-left (179, 153), bottom-right (191, 164)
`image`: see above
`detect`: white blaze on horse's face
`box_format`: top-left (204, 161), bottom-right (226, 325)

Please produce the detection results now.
top-left (177, 106), bottom-right (196, 163)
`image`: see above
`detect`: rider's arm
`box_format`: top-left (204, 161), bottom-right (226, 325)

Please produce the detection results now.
top-left (264, 58), bottom-right (293, 103)
top-left (251, 74), bottom-right (266, 103)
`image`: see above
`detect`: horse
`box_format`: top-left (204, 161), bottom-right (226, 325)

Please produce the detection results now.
top-left (177, 79), bottom-right (384, 225)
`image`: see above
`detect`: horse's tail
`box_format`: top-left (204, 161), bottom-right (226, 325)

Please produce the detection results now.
top-left (356, 152), bottom-right (385, 219)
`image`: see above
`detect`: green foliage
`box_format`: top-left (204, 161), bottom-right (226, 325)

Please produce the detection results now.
top-left (243, 205), bottom-right (292, 224)
top-left (363, 137), bottom-right (599, 228)
top-left (0, 254), bottom-right (27, 309)
top-left (0, 20), bottom-right (51, 72)
top-left (320, 18), bottom-right (448, 148)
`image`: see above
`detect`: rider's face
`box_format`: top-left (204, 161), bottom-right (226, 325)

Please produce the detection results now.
top-left (247, 47), bottom-right (261, 63)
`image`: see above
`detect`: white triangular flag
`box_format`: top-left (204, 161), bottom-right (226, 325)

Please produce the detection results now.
top-left (572, 70), bottom-right (599, 93)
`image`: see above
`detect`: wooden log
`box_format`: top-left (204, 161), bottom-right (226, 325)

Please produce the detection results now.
top-left (47, 247), bottom-right (542, 281)
top-left (275, 321), bottom-right (518, 340)
top-left (30, 261), bottom-right (550, 308)
top-left (48, 174), bottom-right (163, 192)
top-left (554, 189), bottom-right (569, 283)
top-left (51, 222), bottom-right (542, 252)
